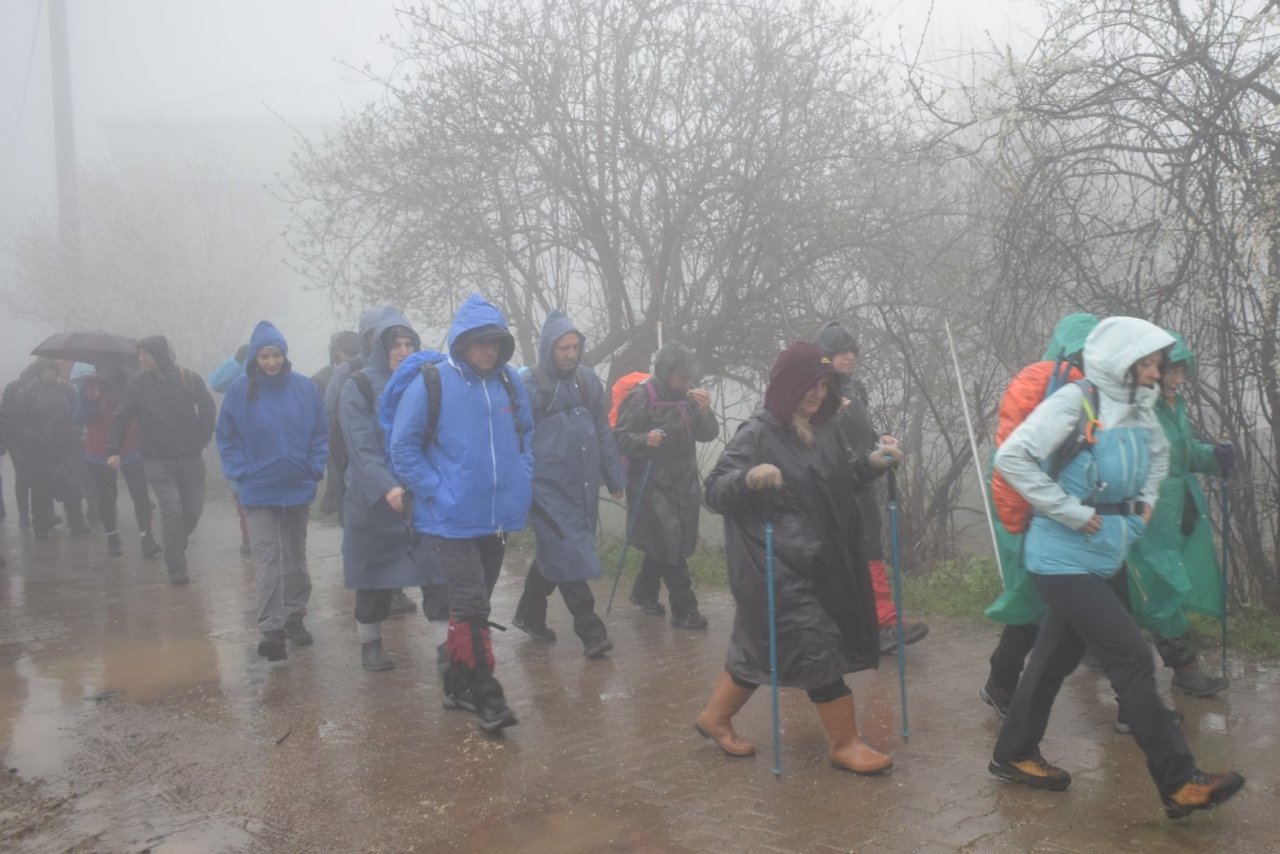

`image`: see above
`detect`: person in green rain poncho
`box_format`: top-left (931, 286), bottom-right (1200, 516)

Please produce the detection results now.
top-left (1123, 332), bottom-right (1231, 698)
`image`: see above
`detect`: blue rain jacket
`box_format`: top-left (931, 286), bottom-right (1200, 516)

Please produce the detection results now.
top-left (216, 321), bottom-right (328, 507)
top-left (385, 294), bottom-right (534, 538)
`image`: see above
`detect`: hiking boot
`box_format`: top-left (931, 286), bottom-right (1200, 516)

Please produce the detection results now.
top-left (980, 684), bottom-right (1014, 719)
top-left (170, 573), bottom-right (190, 586)
top-left (1171, 662), bottom-right (1229, 697)
top-left (389, 589), bottom-right (417, 617)
top-left (284, 619), bottom-right (313, 646)
top-left (361, 639), bottom-right (394, 671)
top-left (107, 533), bottom-right (123, 558)
top-left (629, 593), bottom-right (665, 616)
top-left (584, 637), bottom-right (614, 659)
top-left (140, 531), bottom-right (162, 559)
top-left (671, 610), bottom-right (708, 630)
top-left (257, 630), bottom-right (287, 662)
top-left (1115, 705), bottom-right (1183, 734)
top-left (444, 679), bottom-right (518, 732)
top-left (513, 616), bottom-right (556, 642)
top-left (1162, 771), bottom-right (1244, 819)
top-left (878, 621), bottom-right (929, 654)
top-left (989, 753), bottom-right (1072, 791)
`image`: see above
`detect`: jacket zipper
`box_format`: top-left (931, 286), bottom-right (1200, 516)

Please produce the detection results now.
top-left (481, 376), bottom-right (499, 530)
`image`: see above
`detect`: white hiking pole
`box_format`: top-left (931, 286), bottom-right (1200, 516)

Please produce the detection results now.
top-left (944, 319), bottom-right (1005, 588)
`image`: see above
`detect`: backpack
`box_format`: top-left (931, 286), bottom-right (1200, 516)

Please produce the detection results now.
top-left (417, 361), bottom-right (525, 452)
top-left (322, 371), bottom-right (376, 515)
top-left (524, 364), bottom-right (599, 420)
top-left (609, 372), bottom-right (650, 427)
top-left (991, 363), bottom-right (1099, 533)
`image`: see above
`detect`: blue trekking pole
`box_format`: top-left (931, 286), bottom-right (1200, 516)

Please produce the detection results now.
top-left (1219, 452), bottom-right (1231, 679)
top-left (886, 469), bottom-right (910, 742)
top-left (606, 460), bottom-right (653, 614)
top-left (765, 508), bottom-right (782, 778)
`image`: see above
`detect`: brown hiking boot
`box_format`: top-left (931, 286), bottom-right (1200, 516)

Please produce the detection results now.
top-left (694, 671), bottom-right (756, 757)
top-left (989, 753), bottom-right (1071, 791)
top-left (1162, 771), bottom-right (1244, 819)
top-left (815, 694), bottom-right (892, 775)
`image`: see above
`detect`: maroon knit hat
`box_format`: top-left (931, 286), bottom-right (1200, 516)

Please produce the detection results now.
top-left (764, 342), bottom-right (840, 425)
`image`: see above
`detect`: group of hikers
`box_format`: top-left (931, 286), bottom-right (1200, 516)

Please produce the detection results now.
top-left (0, 301), bottom-right (1244, 820)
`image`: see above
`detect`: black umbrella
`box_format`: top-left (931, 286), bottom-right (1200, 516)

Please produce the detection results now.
top-left (31, 330), bottom-right (138, 364)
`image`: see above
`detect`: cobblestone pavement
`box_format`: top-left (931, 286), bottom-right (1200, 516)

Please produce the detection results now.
top-left (1, 501), bottom-right (1277, 852)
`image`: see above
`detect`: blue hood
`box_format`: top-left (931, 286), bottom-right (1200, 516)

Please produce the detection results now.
top-left (537, 310), bottom-right (583, 379)
top-left (246, 321), bottom-right (291, 387)
top-left (369, 309), bottom-right (420, 377)
top-left (446, 293), bottom-right (516, 367)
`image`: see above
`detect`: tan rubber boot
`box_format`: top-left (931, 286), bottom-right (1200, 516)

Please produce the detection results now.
top-left (815, 694), bottom-right (892, 775)
top-left (694, 671), bottom-right (757, 756)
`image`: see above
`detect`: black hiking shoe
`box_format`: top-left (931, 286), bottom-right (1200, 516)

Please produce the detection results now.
top-left (1162, 771), bottom-right (1244, 819)
top-left (989, 753), bottom-right (1072, 791)
top-left (107, 533), bottom-right (123, 558)
top-left (361, 639), bottom-right (394, 671)
top-left (284, 620), bottom-right (313, 646)
top-left (980, 684), bottom-right (1013, 719)
top-left (879, 621), bottom-right (929, 654)
top-left (170, 573), bottom-right (189, 586)
top-left (389, 589), bottom-right (417, 617)
top-left (140, 532), bottom-right (162, 559)
top-left (584, 637), bottom-right (614, 658)
top-left (1171, 663), bottom-right (1230, 697)
top-left (629, 593), bottom-right (665, 616)
top-left (671, 611), bottom-right (708, 630)
top-left (257, 630), bottom-right (287, 662)
top-left (513, 616), bottom-right (556, 642)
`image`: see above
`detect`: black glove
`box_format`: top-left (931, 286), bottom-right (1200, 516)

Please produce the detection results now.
top-left (1214, 441), bottom-right (1235, 477)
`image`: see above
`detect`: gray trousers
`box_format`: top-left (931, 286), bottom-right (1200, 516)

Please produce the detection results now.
top-left (144, 456), bottom-right (206, 577)
top-left (247, 504), bottom-right (312, 633)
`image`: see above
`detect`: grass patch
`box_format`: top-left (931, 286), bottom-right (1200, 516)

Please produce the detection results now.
top-left (1187, 608), bottom-right (1280, 660)
top-left (596, 537), bottom-right (728, 587)
top-left (902, 556), bottom-right (1003, 619)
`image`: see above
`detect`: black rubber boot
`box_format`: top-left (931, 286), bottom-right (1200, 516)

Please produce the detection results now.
top-left (284, 619), bottom-right (313, 646)
top-left (107, 532), bottom-right (123, 558)
top-left (257, 630), bottom-right (287, 662)
top-left (361, 639), bottom-right (394, 671)
top-left (140, 531), bottom-right (162, 559)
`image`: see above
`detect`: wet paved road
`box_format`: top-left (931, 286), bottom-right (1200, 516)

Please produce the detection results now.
top-left (1, 501), bottom-right (1278, 852)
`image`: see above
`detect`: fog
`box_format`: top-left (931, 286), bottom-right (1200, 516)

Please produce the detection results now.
top-left (0, 0), bottom-right (1040, 381)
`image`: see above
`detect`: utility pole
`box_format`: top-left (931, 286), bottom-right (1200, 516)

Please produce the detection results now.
top-left (49, 0), bottom-right (81, 275)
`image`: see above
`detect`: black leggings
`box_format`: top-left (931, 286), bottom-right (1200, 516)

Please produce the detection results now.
top-left (89, 459), bottom-right (151, 536)
top-left (730, 673), bottom-right (850, 704)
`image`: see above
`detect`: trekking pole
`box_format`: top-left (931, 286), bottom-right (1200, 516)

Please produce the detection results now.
top-left (886, 469), bottom-right (910, 742)
top-left (765, 501), bottom-right (782, 778)
top-left (1219, 451), bottom-right (1232, 679)
top-left (944, 319), bottom-right (1005, 588)
top-left (605, 460), bottom-right (652, 614)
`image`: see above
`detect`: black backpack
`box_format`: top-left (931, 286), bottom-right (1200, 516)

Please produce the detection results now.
top-left (417, 362), bottom-right (525, 453)
top-left (523, 364), bottom-right (600, 420)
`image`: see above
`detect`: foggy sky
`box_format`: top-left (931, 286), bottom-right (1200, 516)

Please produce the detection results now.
top-left (0, 0), bottom-right (1042, 381)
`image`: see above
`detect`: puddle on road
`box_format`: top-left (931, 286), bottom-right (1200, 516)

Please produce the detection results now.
top-left (462, 801), bottom-right (691, 853)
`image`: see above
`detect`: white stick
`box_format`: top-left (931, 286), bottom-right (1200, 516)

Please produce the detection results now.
top-left (656, 320), bottom-right (664, 350)
top-left (944, 319), bottom-right (1005, 589)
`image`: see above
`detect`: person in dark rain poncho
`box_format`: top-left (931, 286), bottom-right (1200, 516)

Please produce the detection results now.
top-left (698, 342), bottom-right (902, 774)
top-left (511, 310), bottom-right (626, 658)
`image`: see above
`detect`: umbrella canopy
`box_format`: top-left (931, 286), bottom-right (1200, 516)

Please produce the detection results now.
top-left (31, 331), bottom-right (138, 365)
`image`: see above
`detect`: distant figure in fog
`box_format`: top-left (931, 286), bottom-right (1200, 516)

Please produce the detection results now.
top-left (1, 361), bottom-right (44, 528)
top-left (15, 358), bottom-right (88, 539)
top-left (108, 336), bottom-right (216, 585)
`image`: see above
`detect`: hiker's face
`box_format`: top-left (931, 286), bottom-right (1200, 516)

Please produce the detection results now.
top-left (666, 372), bottom-right (692, 394)
top-left (388, 335), bottom-right (416, 372)
top-left (831, 351), bottom-right (857, 375)
top-left (1161, 362), bottom-right (1187, 399)
top-left (797, 378), bottom-right (831, 417)
top-left (256, 347), bottom-right (285, 377)
top-left (552, 333), bottom-right (581, 373)
top-left (464, 339), bottom-right (501, 375)
top-left (1132, 352), bottom-right (1162, 388)
top-left (138, 349), bottom-right (157, 372)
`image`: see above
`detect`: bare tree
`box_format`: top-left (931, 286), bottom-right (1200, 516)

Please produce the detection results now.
top-left (4, 158), bottom-right (284, 372)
